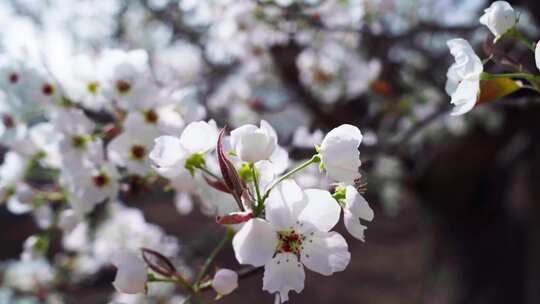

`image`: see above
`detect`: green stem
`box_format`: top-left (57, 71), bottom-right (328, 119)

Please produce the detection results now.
top-left (147, 277), bottom-right (177, 284)
top-left (198, 280), bottom-right (212, 290)
top-left (148, 274), bottom-right (194, 294)
top-left (197, 166), bottom-right (221, 180)
top-left (33, 192), bottom-right (64, 203)
top-left (250, 163), bottom-right (263, 212)
top-left (261, 154), bottom-right (321, 202)
top-left (194, 229), bottom-right (235, 290)
top-left (507, 28), bottom-right (535, 52)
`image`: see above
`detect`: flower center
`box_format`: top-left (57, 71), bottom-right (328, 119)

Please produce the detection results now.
top-left (277, 230), bottom-right (305, 255)
top-left (313, 68), bottom-right (332, 85)
top-left (143, 109), bottom-right (159, 124)
top-left (8, 73), bottom-right (19, 84)
top-left (92, 172), bottom-right (110, 188)
top-left (2, 115), bottom-right (15, 129)
top-left (116, 80), bottom-right (131, 94)
top-left (87, 81), bottom-right (99, 94)
top-left (130, 145), bottom-right (146, 160)
top-left (42, 83), bottom-right (55, 96)
top-left (71, 135), bottom-right (87, 150)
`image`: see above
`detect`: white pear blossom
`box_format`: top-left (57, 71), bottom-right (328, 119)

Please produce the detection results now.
top-left (63, 162), bottom-right (119, 216)
top-left (149, 120), bottom-right (218, 178)
top-left (28, 122), bottom-right (63, 168)
top-left (93, 204), bottom-right (180, 262)
top-left (111, 251), bottom-right (148, 294)
top-left (230, 120), bottom-right (277, 163)
top-left (107, 124), bottom-right (158, 176)
top-left (445, 38), bottom-right (483, 116)
top-left (479, 1), bottom-right (516, 40)
top-left (3, 259), bottom-right (56, 292)
top-left (53, 108), bottom-right (104, 167)
top-left (64, 54), bottom-right (108, 110)
top-left (232, 180), bottom-right (350, 302)
top-left (212, 269), bottom-right (239, 295)
top-left (20, 67), bottom-right (59, 106)
top-left (320, 124), bottom-right (363, 184)
top-left (0, 56), bottom-right (25, 91)
top-left (342, 186), bottom-right (374, 241)
top-left (99, 49), bottom-right (158, 110)
top-left (123, 106), bottom-right (184, 136)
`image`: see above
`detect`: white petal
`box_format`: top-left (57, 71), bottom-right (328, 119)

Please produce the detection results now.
top-left (345, 186), bottom-right (374, 221)
top-left (298, 189), bottom-right (340, 232)
top-left (263, 253), bottom-right (305, 303)
top-left (447, 39), bottom-right (483, 77)
top-left (266, 180), bottom-right (307, 230)
top-left (232, 219), bottom-right (277, 267)
top-left (236, 132), bottom-right (273, 162)
top-left (230, 122), bottom-right (277, 163)
top-left (536, 40), bottom-right (540, 72)
top-left (301, 231), bottom-right (351, 275)
top-left (179, 121), bottom-right (216, 154)
top-left (323, 124), bottom-right (362, 144)
top-left (230, 124), bottom-right (258, 152)
top-left (343, 210), bottom-right (368, 241)
top-left (268, 146), bottom-right (290, 174)
top-left (149, 136), bottom-right (185, 168)
top-left (260, 120), bottom-right (278, 148)
top-left (450, 79), bottom-right (479, 116)
top-left (112, 252), bottom-right (147, 294)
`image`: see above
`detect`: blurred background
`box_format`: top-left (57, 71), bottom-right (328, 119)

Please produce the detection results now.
top-left (2, 0), bottom-right (540, 303)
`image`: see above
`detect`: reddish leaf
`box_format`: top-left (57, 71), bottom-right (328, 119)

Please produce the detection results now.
top-left (478, 77), bottom-right (521, 105)
top-left (141, 248), bottom-right (177, 278)
top-left (216, 211), bottom-right (253, 225)
top-left (203, 175), bottom-right (230, 193)
top-left (217, 128), bottom-right (246, 211)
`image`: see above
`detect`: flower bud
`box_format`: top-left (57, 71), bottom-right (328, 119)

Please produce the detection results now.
top-left (212, 269), bottom-right (238, 295)
top-left (230, 120), bottom-right (277, 163)
top-left (320, 124), bottom-right (363, 183)
top-left (112, 251), bottom-right (147, 294)
top-left (479, 1), bottom-right (516, 39)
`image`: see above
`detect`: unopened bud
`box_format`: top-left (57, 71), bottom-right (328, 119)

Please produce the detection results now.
top-left (212, 269), bottom-right (238, 295)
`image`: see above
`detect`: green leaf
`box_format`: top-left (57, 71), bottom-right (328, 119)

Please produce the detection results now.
top-left (184, 153), bottom-right (206, 177)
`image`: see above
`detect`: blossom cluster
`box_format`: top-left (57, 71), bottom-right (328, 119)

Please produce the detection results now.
top-left (0, 43), bottom-right (373, 303)
top-left (0, 1), bottom-right (386, 301)
top-left (2, 0), bottom-right (538, 303)
top-left (445, 1), bottom-right (540, 116)
top-left (0, 38), bottom-right (374, 299)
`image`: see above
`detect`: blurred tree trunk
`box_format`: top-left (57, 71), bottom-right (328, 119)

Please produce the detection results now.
top-left (415, 104), bottom-right (540, 304)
